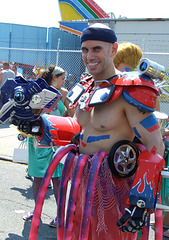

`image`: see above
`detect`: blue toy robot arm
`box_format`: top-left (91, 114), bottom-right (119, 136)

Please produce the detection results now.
top-left (0, 76), bottom-right (62, 124)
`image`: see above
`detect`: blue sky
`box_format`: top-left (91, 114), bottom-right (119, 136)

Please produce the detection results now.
top-left (0, 0), bottom-right (169, 28)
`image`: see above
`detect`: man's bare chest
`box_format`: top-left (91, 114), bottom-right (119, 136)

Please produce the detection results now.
top-left (76, 101), bottom-right (123, 132)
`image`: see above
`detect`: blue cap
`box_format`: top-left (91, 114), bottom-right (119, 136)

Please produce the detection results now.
top-left (80, 23), bottom-right (117, 44)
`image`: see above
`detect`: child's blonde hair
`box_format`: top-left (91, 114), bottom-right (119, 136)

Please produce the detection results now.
top-left (113, 42), bottom-right (142, 70)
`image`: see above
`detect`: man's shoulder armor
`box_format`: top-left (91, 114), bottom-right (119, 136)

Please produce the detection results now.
top-left (66, 75), bottom-right (94, 108)
top-left (98, 72), bottom-right (159, 112)
top-left (67, 72), bottom-right (159, 112)
top-left (100, 72), bottom-right (159, 92)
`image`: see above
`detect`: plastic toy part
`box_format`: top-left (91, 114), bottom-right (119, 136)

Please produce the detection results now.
top-left (129, 147), bottom-right (165, 211)
top-left (138, 58), bottom-right (166, 80)
top-left (0, 76), bottom-right (62, 124)
top-left (108, 140), bottom-right (139, 178)
top-left (39, 114), bottom-right (81, 146)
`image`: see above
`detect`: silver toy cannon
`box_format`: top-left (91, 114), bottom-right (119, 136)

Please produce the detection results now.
top-left (138, 58), bottom-right (166, 80)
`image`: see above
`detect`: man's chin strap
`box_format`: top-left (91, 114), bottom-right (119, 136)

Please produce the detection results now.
top-left (117, 146), bottom-right (165, 236)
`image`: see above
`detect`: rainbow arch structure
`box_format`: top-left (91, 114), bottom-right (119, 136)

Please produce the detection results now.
top-left (59, 0), bottom-right (109, 36)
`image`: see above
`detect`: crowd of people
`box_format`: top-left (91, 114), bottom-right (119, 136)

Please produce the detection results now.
top-left (0, 23), bottom-right (169, 239)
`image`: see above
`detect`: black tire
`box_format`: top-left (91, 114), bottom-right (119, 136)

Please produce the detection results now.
top-left (108, 140), bottom-right (139, 178)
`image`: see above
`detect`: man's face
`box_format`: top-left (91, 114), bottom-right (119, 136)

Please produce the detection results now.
top-left (81, 40), bottom-right (117, 79)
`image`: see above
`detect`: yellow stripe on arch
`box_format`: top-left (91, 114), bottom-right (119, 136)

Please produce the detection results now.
top-left (59, 2), bottom-right (84, 20)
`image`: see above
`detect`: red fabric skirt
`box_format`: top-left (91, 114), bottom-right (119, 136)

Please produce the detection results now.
top-left (71, 155), bottom-right (136, 240)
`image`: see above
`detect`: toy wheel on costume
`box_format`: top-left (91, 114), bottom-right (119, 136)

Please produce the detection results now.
top-left (108, 140), bottom-right (139, 178)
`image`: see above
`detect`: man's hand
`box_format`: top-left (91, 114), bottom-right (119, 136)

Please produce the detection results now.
top-left (12, 119), bottom-right (42, 136)
top-left (117, 205), bottom-right (148, 233)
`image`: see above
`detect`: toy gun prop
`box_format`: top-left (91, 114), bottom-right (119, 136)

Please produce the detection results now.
top-left (0, 76), bottom-right (62, 124)
top-left (138, 58), bottom-right (166, 80)
top-left (138, 58), bottom-right (169, 95)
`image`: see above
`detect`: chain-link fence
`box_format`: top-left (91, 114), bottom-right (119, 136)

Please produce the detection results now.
top-left (0, 47), bottom-right (169, 114)
top-left (0, 47), bottom-right (85, 90)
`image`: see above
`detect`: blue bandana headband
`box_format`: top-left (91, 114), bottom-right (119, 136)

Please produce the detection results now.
top-left (80, 24), bottom-right (117, 44)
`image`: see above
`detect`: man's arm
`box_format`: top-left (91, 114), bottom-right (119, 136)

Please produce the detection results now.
top-left (117, 100), bottom-right (165, 233)
top-left (125, 100), bottom-right (164, 155)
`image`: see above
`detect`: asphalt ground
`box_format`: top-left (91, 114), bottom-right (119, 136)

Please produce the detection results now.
top-left (0, 122), bottom-right (58, 240)
top-left (0, 121), bottom-right (164, 240)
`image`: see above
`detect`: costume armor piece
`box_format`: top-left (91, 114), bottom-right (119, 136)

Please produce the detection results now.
top-left (0, 76), bottom-right (62, 123)
top-left (39, 114), bottom-right (81, 146)
top-left (129, 146), bottom-right (165, 211)
top-left (138, 58), bottom-right (166, 80)
top-left (67, 71), bottom-right (160, 112)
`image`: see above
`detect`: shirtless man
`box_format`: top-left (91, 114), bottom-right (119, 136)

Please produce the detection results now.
top-left (78, 38), bottom-right (162, 155)
top-left (17, 23), bottom-right (165, 239)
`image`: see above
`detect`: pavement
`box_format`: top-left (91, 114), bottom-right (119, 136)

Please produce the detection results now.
top-left (0, 122), bottom-right (58, 240)
top-left (0, 121), bottom-right (165, 240)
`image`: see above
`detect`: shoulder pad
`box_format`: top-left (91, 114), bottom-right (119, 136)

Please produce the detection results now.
top-left (122, 72), bottom-right (159, 112)
top-left (123, 86), bottom-right (157, 112)
top-left (66, 75), bottom-right (94, 108)
top-left (100, 72), bottom-right (160, 94)
top-left (100, 72), bottom-right (159, 112)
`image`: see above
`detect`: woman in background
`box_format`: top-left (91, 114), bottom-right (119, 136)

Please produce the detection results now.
top-left (24, 65), bottom-right (74, 228)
